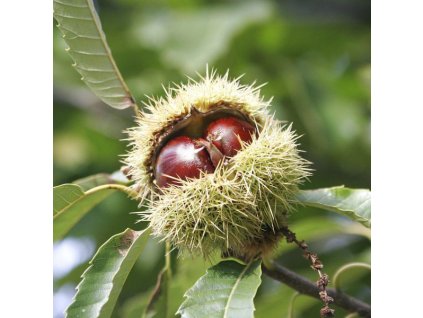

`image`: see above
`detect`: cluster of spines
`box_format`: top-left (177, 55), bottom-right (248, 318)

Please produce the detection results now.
top-left (124, 70), bottom-right (272, 202)
top-left (139, 118), bottom-right (311, 257)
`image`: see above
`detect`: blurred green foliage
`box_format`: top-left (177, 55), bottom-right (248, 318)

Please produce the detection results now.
top-left (53, 0), bottom-right (370, 317)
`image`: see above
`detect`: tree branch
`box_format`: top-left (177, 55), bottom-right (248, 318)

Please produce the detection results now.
top-left (262, 261), bottom-right (371, 317)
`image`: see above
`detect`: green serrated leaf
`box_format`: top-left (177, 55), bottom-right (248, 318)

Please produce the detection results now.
top-left (53, 0), bottom-right (136, 110)
top-left (53, 184), bottom-right (116, 240)
top-left (168, 256), bottom-right (214, 316)
top-left (296, 186), bottom-right (371, 228)
top-left (178, 259), bottom-right (262, 318)
top-left (143, 268), bottom-right (169, 318)
top-left (66, 228), bottom-right (151, 318)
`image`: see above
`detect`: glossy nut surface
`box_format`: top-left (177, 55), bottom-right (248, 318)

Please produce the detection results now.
top-left (205, 116), bottom-right (256, 157)
top-left (155, 136), bottom-right (215, 188)
top-left (155, 117), bottom-right (256, 188)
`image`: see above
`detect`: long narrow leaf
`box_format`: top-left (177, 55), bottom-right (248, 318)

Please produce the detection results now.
top-left (178, 259), bottom-right (262, 318)
top-left (53, 183), bottom-right (132, 240)
top-left (168, 257), bottom-right (213, 316)
top-left (297, 186), bottom-right (371, 228)
top-left (66, 228), bottom-right (151, 318)
top-left (53, 0), bottom-right (136, 110)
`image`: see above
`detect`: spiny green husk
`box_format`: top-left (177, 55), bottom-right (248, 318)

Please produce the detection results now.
top-left (139, 119), bottom-right (311, 258)
top-left (125, 70), bottom-right (271, 203)
top-left (125, 71), bottom-right (311, 259)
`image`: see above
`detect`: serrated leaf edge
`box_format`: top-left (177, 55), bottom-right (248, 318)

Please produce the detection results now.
top-left (297, 186), bottom-right (371, 228)
top-left (65, 228), bottom-right (150, 318)
top-left (53, 0), bottom-right (136, 110)
top-left (177, 259), bottom-right (262, 318)
top-left (223, 259), bottom-right (257, 318)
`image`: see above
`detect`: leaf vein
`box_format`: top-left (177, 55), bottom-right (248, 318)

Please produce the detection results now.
top-left (54, 13), bottom-right (92, 21)
top-left (68, 49), bottom-right (107, 56)
top-left (54, 0), bottom-right (88, 8)
top-left (223, 260), bottom-right (253, 318)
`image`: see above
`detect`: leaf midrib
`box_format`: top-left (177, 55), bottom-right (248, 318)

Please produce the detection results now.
top-left (54, 186), bottom-right (84, 216)
top-left (54, 183), bottom-right (134, 219)
top-left (223, 259), bottom-right (253, 318)
top-left (65, 228), bottom-right (150, 318)
top-left (53, 184), bottom-right (108, 218)
top-left (84, 0), bottom-right (132, 103)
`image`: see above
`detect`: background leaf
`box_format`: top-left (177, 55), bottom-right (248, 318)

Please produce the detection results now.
top-left (296, 186), bottom-right (371, 227)
top-left (167, 256), bottom-right (216, 316)
top-left (178, 259), bottom-right (262, 318)
top-left (53, 0), bottom-right (136, 110)
top-left (133, 1), bottom-right (272, 73)
top-left (54, 184), bottom-right (119, 240)
top-left (66, 228), bottom-right (150, 318)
